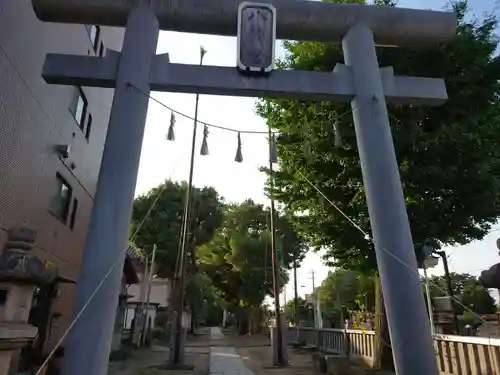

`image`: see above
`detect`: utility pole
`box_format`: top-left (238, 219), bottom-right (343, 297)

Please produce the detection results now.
top-left (142, 244), bottom-right (157, 341)
top-left (268, 124), bottom-right (286, 366)
top-left (281, 243), bottom-right (287, 310)
top-left (310, 270), bottom-right (316, 326)
top-left (312, 270), bottom-right (319, 324)
top-left (169, 46), bottom-right (206, 368)
top-left (335, 271), bottom-right (344, 329)
top-left (311, 270), bottom-right (321, 347)
top-left (311, 270), bottom-right (316, 293)
top-left (422, 262), bottom-right (435, 336)
top-left (293, 258), bottom-right (299, 341)
top-left (135, 250), bottom-right (149, 347)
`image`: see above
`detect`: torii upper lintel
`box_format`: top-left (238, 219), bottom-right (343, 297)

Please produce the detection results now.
top-left (31, 0), bottom-right (456, 46)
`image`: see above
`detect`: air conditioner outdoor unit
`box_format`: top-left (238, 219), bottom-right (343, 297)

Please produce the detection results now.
top-left (55, 144), bottom-right (71, 159)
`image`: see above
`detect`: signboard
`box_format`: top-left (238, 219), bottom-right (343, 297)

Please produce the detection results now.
top-left (237, 1), bottom-right (276, 73)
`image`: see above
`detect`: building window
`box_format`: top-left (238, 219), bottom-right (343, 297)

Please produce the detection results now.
top-left (69, 87), bottom-right (87, 128)
top-left (69, 199), bottom-right (78, 230)
top-left (86, 25), bottom-right (100, 51)
top-left (51, 174), bottom-right (73, 223)
top-left (85, 113), bottom-right (92, 140)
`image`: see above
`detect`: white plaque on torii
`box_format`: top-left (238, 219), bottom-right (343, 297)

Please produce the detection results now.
top-left (237, 1), bottom-right (276, 73)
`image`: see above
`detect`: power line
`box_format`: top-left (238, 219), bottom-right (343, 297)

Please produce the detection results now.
top-left (0, 43), bottom-right (94, 201)
top-left (131, 83), bottom-right (357, 137)
top-left (296, 170), bottom-right (499, 341)
top-left (34, 151), bottom-right (187, 375)
top-left (129, 89), bottom-right (500, 344)
top-left (131, 83), bottom-right (271, 134)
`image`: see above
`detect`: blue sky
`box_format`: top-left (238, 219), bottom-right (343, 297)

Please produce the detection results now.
top-left (134, 0), bottom-right (499, 303)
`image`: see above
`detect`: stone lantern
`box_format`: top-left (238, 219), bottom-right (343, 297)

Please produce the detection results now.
top-left (0, 226), bottom-right (57, 375)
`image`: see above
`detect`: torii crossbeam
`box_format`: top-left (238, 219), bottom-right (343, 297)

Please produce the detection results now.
top-left (31, 1), bottom-right (456, 375)
top-left (42, 52), bottom-right (447, 104)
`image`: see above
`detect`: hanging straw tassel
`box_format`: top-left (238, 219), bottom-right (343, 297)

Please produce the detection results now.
top-left (166, 111), bottom-right (175, 141)
top-left (235, 132), bottom-right (243, 163)
top-left (269, 133), bottom-right (278, 163)
top-left (200, 125), bottom-right (209, 155)
top-left (200, 45), bottom-right (207, 63)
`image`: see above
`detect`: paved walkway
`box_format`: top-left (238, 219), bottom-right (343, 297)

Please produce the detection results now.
top-left (210, 326), bottom-right (225, 340)
top-left (209, 327), bottom-right (255, 375)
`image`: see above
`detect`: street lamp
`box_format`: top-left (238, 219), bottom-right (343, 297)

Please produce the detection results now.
top-left (421, 244), bottom-right (438, 336)
top-left (267, 122), bottom-right (287, 366)
top-left (168, 46), bottom-right (207, 369)
top-left (432, 250), bottom-right (460, 334)
top-left (420, 244), bottom-right (460, 335)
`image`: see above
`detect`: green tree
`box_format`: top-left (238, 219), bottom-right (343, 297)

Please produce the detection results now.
top-left (131, 180), bottom-right (224, 332)
top-left (130, 180), bottom-right (224, 278)
top-left (318, 269), bottom-right (375, 328)
top-left (426, 273), bottom-right (497, 315)
top-left (198, 200), bottom-right (307, 334)
top-left (185, 272), bottom-right (224, 326)
top-left (284, 297), bottom-right (312, 326)
top-left (258, 1), bottom-right (500, 369)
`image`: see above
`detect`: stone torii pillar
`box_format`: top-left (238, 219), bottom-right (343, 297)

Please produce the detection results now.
top-left (44, 8), bottom-right (159, 375)
top-left (32, 1), bottom-right (456, 375)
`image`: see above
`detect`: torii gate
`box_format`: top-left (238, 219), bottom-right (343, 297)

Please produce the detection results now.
top-left (31, 1), bottom-right (456, 375)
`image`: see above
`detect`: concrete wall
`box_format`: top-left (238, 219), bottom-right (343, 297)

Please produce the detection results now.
top-left (124, 278), bottom-right (172, 332)
top-left (0, 0), bottom-right (124, 349)
top-left (127, 278), bottom-right (171, 308)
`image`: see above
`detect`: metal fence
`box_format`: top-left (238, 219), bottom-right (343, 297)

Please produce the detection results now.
top-left (288, 327), bottom-right (500, 375)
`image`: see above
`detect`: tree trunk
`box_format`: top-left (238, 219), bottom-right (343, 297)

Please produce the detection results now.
top-left (373, 274), bottom-right (394, 371)
top-left (248, 308), bottom-right (253, 335)
top-left (238, 308), bottom-right (249, 335)
top-left (190, 302), bottom-right (196, 334)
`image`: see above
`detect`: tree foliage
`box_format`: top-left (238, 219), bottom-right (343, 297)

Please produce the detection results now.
top-left (257, 0), bottom-right (499, 369)
top-left (317, 269), bottom-right (375, 326)
top-left (284, 297), bottom-right (313, 326)
top-left (426, 272), bottom-right (497, 315)
top-left (185, 272), bottom-right (225, 326)
top-left (258, 0), bottom-right (500, 272)
top-left (198, 200), bottom-right (307, 318)
top-left (130, 180), bottom-right (224, 278)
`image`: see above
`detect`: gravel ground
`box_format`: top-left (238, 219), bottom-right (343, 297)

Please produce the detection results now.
top-left (234, 337), bottom-right (318, 375)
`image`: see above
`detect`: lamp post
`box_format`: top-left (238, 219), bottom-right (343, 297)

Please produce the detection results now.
top-left (268, 124), bottom-right (286, 366)
top-left (169, 46), bottom-right (206, 368)
top-left (421, 245), bottom-right (436, 336)
top-left (293, 257), bottom-right (300, 341)
top-left (141, 244), bottom-right (157, 341)
top-left (433, 250), bottom-right (460, 334)
top-left (421, 244), bottom-right (459, 335)
top-left (421, 254), bottom-right (439, 336)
